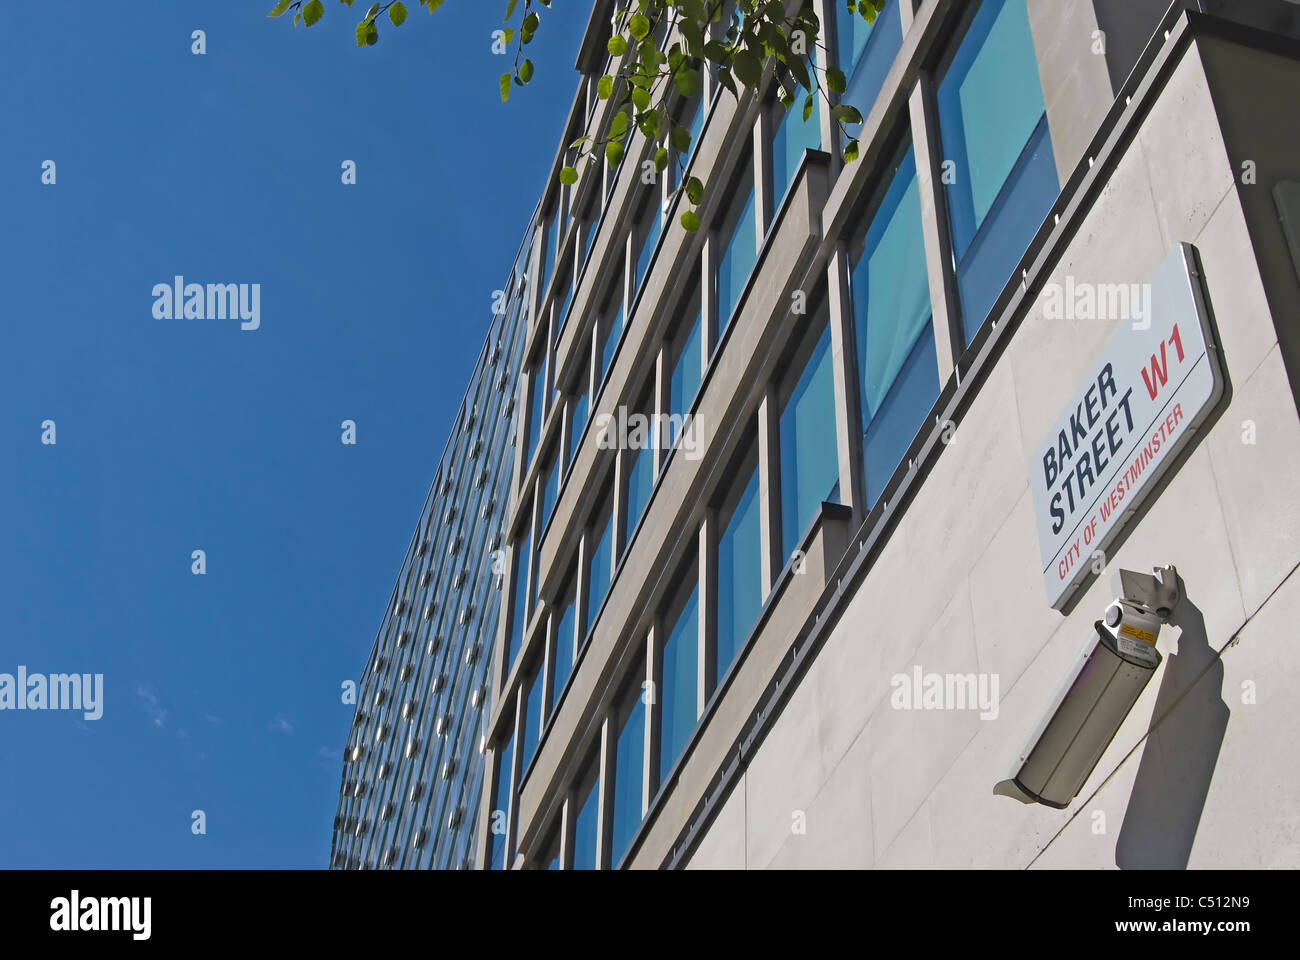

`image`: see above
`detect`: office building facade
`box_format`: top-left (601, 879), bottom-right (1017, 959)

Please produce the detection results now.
top-left (342, 0), bottom-right (1300, 869)
top-left (328, 223), bottom-right (535, 870)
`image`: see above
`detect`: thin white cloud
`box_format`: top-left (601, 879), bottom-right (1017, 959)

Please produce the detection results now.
top-left (135, 684), bottom-right (167, 727)
top-left (268, 714), bottom-right (295, 735)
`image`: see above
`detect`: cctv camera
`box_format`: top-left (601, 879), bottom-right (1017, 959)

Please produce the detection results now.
top-left (994, 567), bottom-right (1178, 808)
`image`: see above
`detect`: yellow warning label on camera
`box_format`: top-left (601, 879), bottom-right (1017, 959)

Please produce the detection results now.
top-left (1119, 623), bottom-right (1158, 644)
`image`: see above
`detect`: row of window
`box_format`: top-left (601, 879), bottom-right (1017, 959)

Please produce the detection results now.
top-left (508, 97), bottom-right (804, 684)
top-left (500, 299), bottom-right (841, 870)
top-left (510, 0), bottom-right (903, 625)
top-left (489, 0), bottom-right (1059, 868)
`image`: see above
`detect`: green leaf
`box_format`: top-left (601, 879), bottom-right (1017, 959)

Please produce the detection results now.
top-left (632, 86), bottom-right (650, 111)
top-left (559, 166), bottom-right (578, 185)
top-left (519, 58), bottom-right (534, 83)
top-left (608, 35), bottom-right (627, 57)
top-left (504, 0), bottom-right (518, 19)
top-left (683, 0), bottom-right (708, 21)
top-left (685, 176), bottom-right (704, 205)
top-left (267, 0), bottom-right (293, 18)
top-left (680, 210), bottom-right (701, 232)
top-left (671, 125), bottom-right (691, 153)
top-left (680, 20), bottom-right (704, 58)
top-left (388, 1), bottom-right (407, 26)
top-left (597, 75), bottom-right (613, 99)
top-left (605, 140), bottom-right (625, 168)
top-left (500, 72), bottom-right (512, 102)
top-left (640, 108), bottom-right (662, 140)
top-left (715, 66), bottom-right (738, 99)
top-left (802, 94), bottom-right (814, 122)
top-left (640, 40), bottom-right (661, 71)
top-left (653, 147), bottom-right (668, 172)
top-left (831, 104), bottom-right (863, 124)
top-left (732, 49), bottom-right (762, 88)
top-left (302, 0), bottom-right (325, 26)
top-left (628, 14), bottom-right (651, 41)
top-left (673, 67), bottom-right (700, 98)
top-left (788, 53), bottom-right (811, 92)
top-left (826, 67), bottom-right (846, 94)
top-left (844, 138), bottom-right (860, 163)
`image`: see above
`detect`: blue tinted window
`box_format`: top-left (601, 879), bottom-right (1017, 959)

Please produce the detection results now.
top-left (541, 449), bottom-right (559, 530)
top-left (850, 148), bottom-right (939, 509)
top-left (579, 204), bottom-right (597, 273)
top-left (489, 734), bottom-right (514, 870)
top-left (526, 360), bottom-right (546, 466)
top-left (624, 441), bottom-right (654, 547)
top-left (683, 95), bottom-right (705, 166)
top-left (556, 258), bottom-right (576, 335)
top-left (551, 585), bottom-right (576, 713)
top-left (669, 308), bottom-right (703, 450)
top-left (715, 167), bottom-right (756, 338)
top-left (568, 390), bottom-right (589, 469)
top-left (600, 301), bottom-right (623, 383)
top-left (585, 502), bottom-right (613, 636)
top-left (539, 213), bottom-right (557, 306)
top-left (937, 0), bottom-right (1057, 342)
top-left (634, 193), bottom-right (662, 295)
top-left (837, 2), bottom-right (872, 73)
top-left (717, 466), bottom-right (761, 680)
top-left (837, 0), bottom-right (902, 135)
top-left (507, 522), bottom-right (532, 669)
top-left (779, 319), bottom-right (840, 556)
top-left (670, 310), bottom-right (703, 414)
top-left (771, 98), bottom-right (820, 210)
top-left (572, 768), bottom-right (599, 870)
top-left (529, 529), bottom-right (540, 613)
top-left (954, 118), bottom-right (1056, 342)
top-left (611, 685), bottom-right (645, 865)
top-left (864, 330), bottom-right (938, 507)
top-left (658, 578), bottom-right (699, 786)
top-left (520, 666), bottom-right (544, 774)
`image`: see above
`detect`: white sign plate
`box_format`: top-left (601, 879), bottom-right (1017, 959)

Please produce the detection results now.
top-left (1030, 244), bottom-right (1226, 609)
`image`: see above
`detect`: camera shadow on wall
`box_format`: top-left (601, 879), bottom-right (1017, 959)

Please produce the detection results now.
top-left (1115, 592), bottom-right (1231, 868)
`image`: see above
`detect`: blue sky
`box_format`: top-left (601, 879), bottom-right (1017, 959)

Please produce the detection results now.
top-left (0, 1), bottom-right (587, 868)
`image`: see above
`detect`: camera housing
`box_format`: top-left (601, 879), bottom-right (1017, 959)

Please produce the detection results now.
top-left (994, 567), bottom-right (1179, 808)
